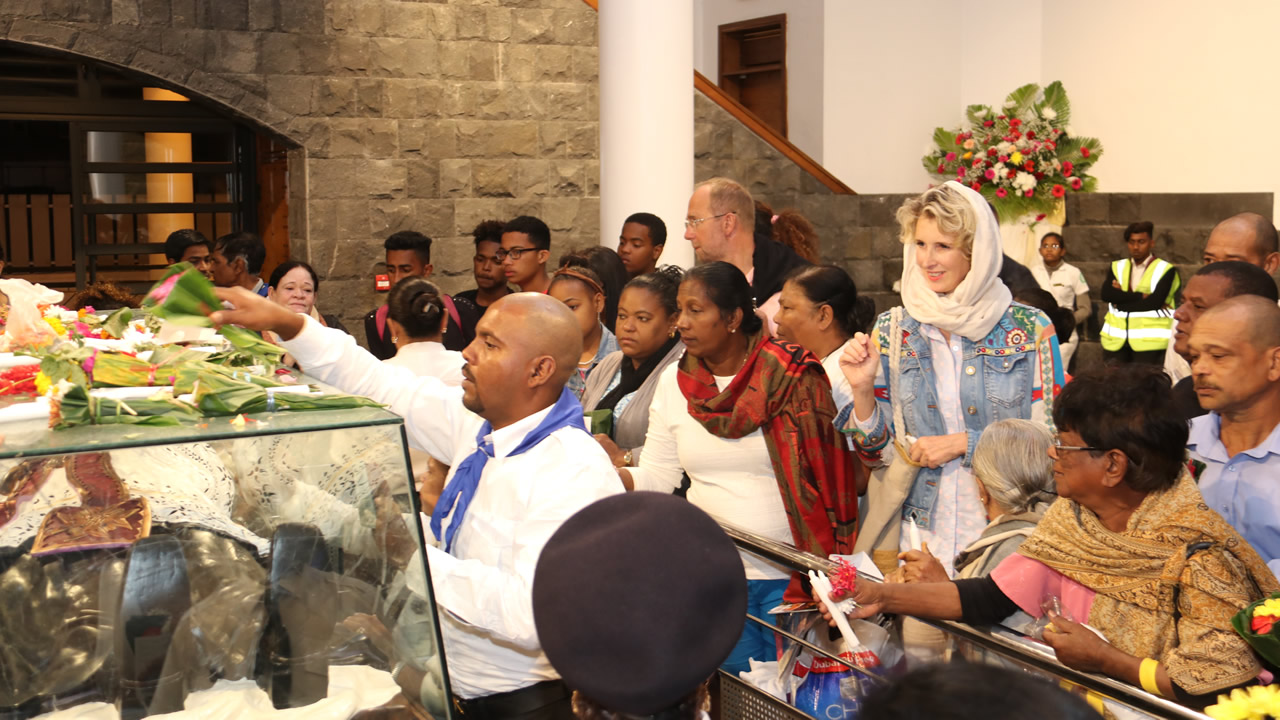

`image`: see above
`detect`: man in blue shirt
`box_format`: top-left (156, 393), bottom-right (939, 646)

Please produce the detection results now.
top-left (1186, 295), bottom-right (1280, 575)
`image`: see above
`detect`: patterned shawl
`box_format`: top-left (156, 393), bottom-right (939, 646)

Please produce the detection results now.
top-left (677, 330), bottom-right (860, 601)
top-left (1017, 473), bottom-right (1280, 695)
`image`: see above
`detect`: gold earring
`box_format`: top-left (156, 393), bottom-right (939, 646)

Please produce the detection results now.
top-left (392, 335), bottom-right (398, 343)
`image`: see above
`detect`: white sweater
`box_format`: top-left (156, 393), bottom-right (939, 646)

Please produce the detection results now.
top-left (628, 363), bottom-right (791, 579)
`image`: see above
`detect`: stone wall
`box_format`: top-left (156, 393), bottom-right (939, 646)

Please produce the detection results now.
top-left (2, 0), bottom-right (601, 345)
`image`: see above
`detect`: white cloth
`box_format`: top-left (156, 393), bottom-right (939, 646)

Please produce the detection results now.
top-left (899, 181), bottom-right (1012, 342)
top-left (852, 324), bottom-right (986, 576)
top-left (821, 340), bottom-right (855, 413)
top-left (628, 363), bottom-right (792, 580)
top-left (1128, 255), bottom-right (1154, 291)
top-left (383, 341), bottom-right (465, 483)
top-left (382, 341), bottom-right (464, 386)
top-left (1032, 261), bottom-right (1089, 368)
top-left (281, 317), bottom-right (621, 699)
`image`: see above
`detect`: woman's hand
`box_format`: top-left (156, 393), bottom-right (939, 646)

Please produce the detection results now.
top-left (908, 433), bottom-right (967, 468)
top-left (1042, 613), bottom-right (1114, 673)
top-left (898, 543), bottom-right (948, 584)
top-left (817, 582), bottom-right (885, 627)
top-left (209, 287), bottom-right (307, 340)
top-left (839, 332), bottom-right (880, 390)
top-left (593, 433), bottom-right (628, 468)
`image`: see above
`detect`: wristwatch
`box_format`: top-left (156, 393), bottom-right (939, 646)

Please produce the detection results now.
top-left (621, 450), bottom-right (633, 467)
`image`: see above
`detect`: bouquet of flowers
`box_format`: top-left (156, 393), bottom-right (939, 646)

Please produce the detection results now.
top-left (142, 263), bottom-right (285, 365)
top-left (921, 81), bottom-right (1103, 219)
top-left (189, 371), bottom-right (382, 416)
top-left (1231, 594), bottom-right (1280, 669)
top-left (51, 384), bottom-right (199, 429)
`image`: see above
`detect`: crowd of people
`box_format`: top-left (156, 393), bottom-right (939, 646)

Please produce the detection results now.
top-left (150, 174), bottom-right (1280, 718)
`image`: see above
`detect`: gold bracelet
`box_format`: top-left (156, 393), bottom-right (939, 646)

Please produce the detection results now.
top-left (1139, 657), bottom-right (1163, 696)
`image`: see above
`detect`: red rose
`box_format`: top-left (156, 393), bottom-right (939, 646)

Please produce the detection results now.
top-left (1024, 161), bottom-right (1035, 171)
top-left (1007, 169), bottom-right (1017, 179)
top-left (955, 136), bottom-right (964, 145)
top-left (996, 187), bottom-right (1008, 198)
top-left (987, 147), bottom-right (998, 156)
top-left (998, 155), bottom-right (1009, 163)
top-left (972, 158), bottom-right (983, 168)
top-left (971, 182), bottom-right (982, 191)
top-left (1052, 184), bottom-right (1065, 198)
top-left (1070, 177), bottom-right (1083, 190)
top-left (983, 120), bottom-right (995, 127)
top-left (937, 164), bottom-right (946, 173)
top-left (1081, 147), bottom-right (1091, 157)
top-left (1024, 189), bottom-right (1034, 197)
top-left (1034, 171), bottom-right (1044, 180)
top-left (1062, 161), bottom-right (1074, 173)
top-left (997, 114), bottom-right (1006, 120)
top-left (1012, 131), bottom-right (1022, 140)
top-left (1010, 118), bottom-right (1022, 127)
top-left (1035, 214), bottom-right (1047, 222)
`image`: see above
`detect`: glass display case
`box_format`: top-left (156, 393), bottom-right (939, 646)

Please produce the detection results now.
top-left (0, 405), bottom-right (451, 720)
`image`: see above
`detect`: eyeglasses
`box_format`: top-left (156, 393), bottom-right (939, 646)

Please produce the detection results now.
top-left (495, 247), bottom-right (538, 261)
top-left (684, 213), bottom-right (731, 229)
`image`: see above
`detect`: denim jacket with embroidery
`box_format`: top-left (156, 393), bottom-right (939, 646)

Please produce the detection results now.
top-left (835, 303), bottom-right (1063, 526)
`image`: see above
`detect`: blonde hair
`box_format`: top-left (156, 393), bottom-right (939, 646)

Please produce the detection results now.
top-left (895, 184), bottom-right (978, 258)
top-left (695, 177), bottom-right (755, 236)
top-left (972, 419), bottom-right (1056, 515)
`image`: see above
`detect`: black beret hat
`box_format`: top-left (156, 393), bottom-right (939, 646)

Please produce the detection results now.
top-left (532, 492), bottom-right (748, 716)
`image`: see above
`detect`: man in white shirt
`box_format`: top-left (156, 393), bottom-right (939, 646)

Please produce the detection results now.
top-left (1031, 232), bottom-right (1090, 368)
top-left (211, 289), bottom-right (621, 719)
top-left (1164, 212), bottom-right (1280, 383)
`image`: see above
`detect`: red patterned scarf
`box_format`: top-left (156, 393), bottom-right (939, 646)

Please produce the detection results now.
top-left (677, 330), bottom-right (860, 600)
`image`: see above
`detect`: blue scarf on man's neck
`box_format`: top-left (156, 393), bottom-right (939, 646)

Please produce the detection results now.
top-left (430, 388), bottom-right (586, 553)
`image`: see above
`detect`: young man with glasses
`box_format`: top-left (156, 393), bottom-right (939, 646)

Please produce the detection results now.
top-left (1032, 232), bottom-right (1090, 368)
top-left (500, 216), bottom-right (553, 294)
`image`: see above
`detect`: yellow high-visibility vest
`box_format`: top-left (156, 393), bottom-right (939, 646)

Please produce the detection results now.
top-left (1100, 258), bottom-right (1181, 352)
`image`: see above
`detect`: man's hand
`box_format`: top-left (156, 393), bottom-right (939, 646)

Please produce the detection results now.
top-left (1042, 613), bottom-right (1114, 673)
top-left (899, 543), bottom-right (948, 584)
top-left (908, 433), bottom-right (966, 468)
top-left (209, 287), bottom-right (306, 340)
top-left (1111, 280), bottom-right (1121, 289)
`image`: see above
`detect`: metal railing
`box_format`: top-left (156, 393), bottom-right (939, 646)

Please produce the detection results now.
top-left (720, 522), bottom-right (1211, 720)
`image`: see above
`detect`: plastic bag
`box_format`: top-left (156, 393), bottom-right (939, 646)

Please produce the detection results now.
top-left (790, 618), bottom-right (905, 718)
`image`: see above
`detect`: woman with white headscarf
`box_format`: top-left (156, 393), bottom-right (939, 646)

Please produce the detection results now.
top-left (837, 181), bottom-right (1064, 575)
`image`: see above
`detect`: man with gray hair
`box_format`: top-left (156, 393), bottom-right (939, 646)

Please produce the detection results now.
top-left (683, 177), bottom-right (808, 334)
top-left (1187, 295), bottom-right (1280, 575)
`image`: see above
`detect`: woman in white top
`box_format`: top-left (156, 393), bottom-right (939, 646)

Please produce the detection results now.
top-left (380, 277), bottom-right (463, 511)
top-left (620, 262), bottom-right (858, 675)
top-left (773, 264), bottom-right (876, 412)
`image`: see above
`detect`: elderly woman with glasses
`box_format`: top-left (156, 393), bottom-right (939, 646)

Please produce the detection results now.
top-left (829, 365), bottom-right (1279, 707)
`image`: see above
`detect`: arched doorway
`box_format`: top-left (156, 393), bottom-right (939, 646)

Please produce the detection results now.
top-left (0, 43), bottom-right (291, 293)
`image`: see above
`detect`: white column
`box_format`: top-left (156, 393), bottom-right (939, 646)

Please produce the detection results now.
top-left (599, 0), bottom-right (695, 269)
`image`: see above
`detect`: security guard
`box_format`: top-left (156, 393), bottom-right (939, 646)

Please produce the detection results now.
top-left (1099, 221), bottom-right (1181, 365)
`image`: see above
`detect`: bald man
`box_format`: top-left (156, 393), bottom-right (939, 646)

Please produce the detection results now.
top-left (1186, 296), bottom-right (1280, 575)
top-left (212, 288), bottom-right (620, 719)
top-left (1165, 212), bottom-right (1280, 382)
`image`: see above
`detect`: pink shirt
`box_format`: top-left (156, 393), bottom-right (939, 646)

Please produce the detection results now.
top-left (991, 553), bottom-right (1096, 623)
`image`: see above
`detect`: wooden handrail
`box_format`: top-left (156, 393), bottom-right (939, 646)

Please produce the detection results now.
top-left (693, 70), bottom-right (854, 194)
top-left (580, 0), bottom-right (854, 194)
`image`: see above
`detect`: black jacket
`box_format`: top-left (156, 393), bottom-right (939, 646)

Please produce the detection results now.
top-left (361, 295), bottom-right (479, 360)
top-left (750, 230), bottom-right (811, 307)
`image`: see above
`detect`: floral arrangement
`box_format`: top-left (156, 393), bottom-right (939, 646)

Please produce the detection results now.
top-left (143, 262), bottom-right (284, 365)
top-left (1232, 594), bottom-right (1280, 669)
top-left (1206, 684), bottom-right (1280, 720)
top-left (921, 81), bottom-right (1104, 220)
top-left (830, 556), bottom-right (858, 597)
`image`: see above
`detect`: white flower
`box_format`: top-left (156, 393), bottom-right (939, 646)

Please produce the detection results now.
top-left (1003, 100), bottom-right (1016, 109)
top-left (976, 107), bottom-right (990, 117)
top-left (1041, 107), bottom-right (1057, 120)
top-left (997, 141), bottom-right (1015, 155)
top-left (1013, 172), bottom-right (1037, 192)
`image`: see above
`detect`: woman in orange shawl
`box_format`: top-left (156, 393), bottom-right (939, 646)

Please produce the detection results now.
top-left (833, 365), bottom-right (1278, 706)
